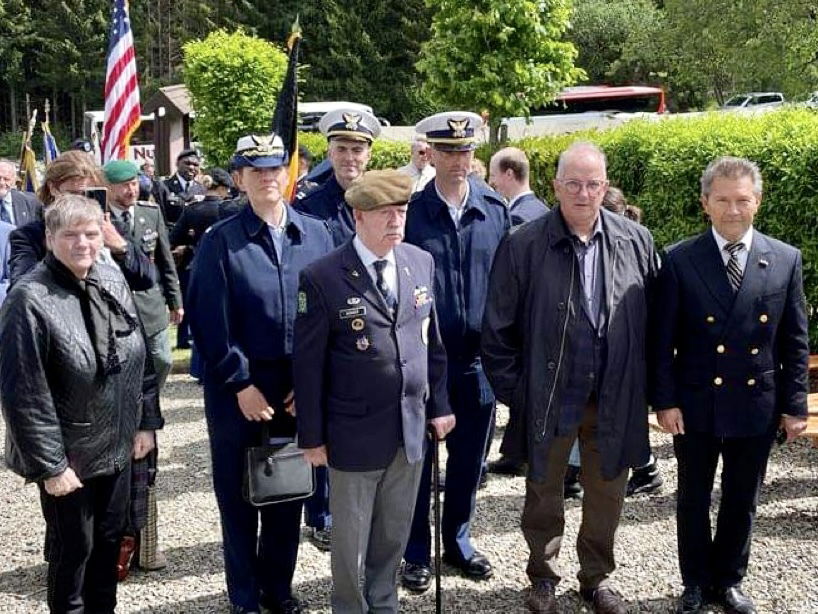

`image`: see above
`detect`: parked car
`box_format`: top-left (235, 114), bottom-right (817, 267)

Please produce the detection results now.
top-left (721, 92), bottom-right (785, 110)
top-left (298, 101), bottom-right (390, 132)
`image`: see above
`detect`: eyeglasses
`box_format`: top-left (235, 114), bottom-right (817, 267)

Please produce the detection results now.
top-left (416, 149), bottom-right (430, 156)
top-left (556, 179), bottom-right (608, 196)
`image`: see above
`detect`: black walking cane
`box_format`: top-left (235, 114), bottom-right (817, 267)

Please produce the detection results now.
top-left (429, 426), bottom-right (443, 614)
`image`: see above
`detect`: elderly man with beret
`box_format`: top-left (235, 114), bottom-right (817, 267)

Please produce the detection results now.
top-left (295, 170), bottom-right (455, 613)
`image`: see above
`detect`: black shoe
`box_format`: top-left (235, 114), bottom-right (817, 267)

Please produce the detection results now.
top-left (718, 586), bottom-right (757, 614)
top-left (401, 562), bottom-right (432, 593)
top-left (564, 465), bottom-right (583, 500)
top-left (260, 595), bottom-right (302, 614)
top-left (627, 459), bottom-right (663, 496)
top-left (488, 456), bottom-right (526, 476)
top-left (443, 550), bottom-right (493, 580)
top-left (308, 527), bottom-right (331, 551)
top-left (677, 586), bottom-right (704, 613)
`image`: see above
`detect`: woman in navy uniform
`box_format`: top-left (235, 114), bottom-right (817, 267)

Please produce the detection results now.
top-left (187, 134), bottom-right (333, 614)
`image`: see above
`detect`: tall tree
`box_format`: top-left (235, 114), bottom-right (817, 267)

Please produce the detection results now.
top-left (0, 0), bottom-right (36, 132)
top-left (417, 0), bottom-right (585, 142)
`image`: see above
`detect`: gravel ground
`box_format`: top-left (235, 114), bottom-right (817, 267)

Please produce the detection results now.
top-left (1, 372), bottom-right (816, 613)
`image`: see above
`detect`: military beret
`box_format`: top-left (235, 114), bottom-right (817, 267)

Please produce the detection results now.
top-left (345, 170), bottom-right (413, 211)
top-left (415, 111), bottom-right (483, 152)
top-left (177, 148), bottom-right (199, 162)
top-left (103, 159), bottom-right (140, 184)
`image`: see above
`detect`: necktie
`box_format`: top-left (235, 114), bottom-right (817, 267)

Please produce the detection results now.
top-left (373, 260), bottom-right (397, 312)
top-left (0, 202), bottom-right (11, 224)
top-left (121, 210), bottom-right (131, 231)
top-left (724, 241), bottom-right (744, 292)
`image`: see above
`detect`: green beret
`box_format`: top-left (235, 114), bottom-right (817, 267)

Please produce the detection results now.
top-left (345, 170), bottom-right (413, 211)
top-left (103, 160), bottom-right (140, 184)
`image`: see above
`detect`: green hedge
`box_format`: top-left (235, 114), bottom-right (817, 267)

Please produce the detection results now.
top-left (298, 132), bottom-right (410, 170)
top-left (478, 109), bottom-right (818, 348)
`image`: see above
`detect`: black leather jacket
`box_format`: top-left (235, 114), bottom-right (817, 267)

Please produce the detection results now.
top-left (0, 260), bottom-right (163, 482)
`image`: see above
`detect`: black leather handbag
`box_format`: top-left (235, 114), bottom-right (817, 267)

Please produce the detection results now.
top-left (243, 426), bottom-right (315, 507)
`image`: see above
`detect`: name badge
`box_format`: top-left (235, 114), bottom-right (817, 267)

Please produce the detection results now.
top-left (339, 306), bottom-right (366, 319)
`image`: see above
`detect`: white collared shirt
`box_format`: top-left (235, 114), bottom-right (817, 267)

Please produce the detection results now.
top-left (712, 226), bottom-right (753, 274)
top-left (267, 205), bottom-right (288, 262)
top-left (353, 235), bottom-right (397, 296)
top-left (1, 192), bottom-right (15, 225)
top-left (435, 181), bottom-right (471, 226)
top-left (508, 190), bottom-right (534, 210)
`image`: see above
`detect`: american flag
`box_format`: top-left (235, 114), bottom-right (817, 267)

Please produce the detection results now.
top-left (101, 0), bottom-right (141, 162)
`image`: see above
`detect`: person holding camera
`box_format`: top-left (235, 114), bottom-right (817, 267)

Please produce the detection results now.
top-left (8, 151), bottom-right (154, 290)
top-left (0, 194), bottom-right (163, 613)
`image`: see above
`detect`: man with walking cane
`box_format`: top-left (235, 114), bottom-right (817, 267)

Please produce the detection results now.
top-left (295, 170), bottom-right (455, 613)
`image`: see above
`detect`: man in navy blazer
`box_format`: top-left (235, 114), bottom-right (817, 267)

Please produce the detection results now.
top-left (0, 159), bottom-right (43, 227)
top-left (488, 147), bottom-right (549, 226)
top-left (0, 219), bottom-right (14, 304)
top-left (650, 157), bottom-right (809, 614)
top-left (295, 170), bottom-right (454, 613)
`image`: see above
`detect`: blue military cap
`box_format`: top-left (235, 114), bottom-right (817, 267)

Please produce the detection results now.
top-left (415, 111), bottom-right (483, 152)
top-left (232, 134), bottom-right (289, 169)
top-left (318, 108), bottom-right (381, 143)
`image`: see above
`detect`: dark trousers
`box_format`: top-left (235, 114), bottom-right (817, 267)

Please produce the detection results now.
top-left (176, 268), bottom-right (191, 348)
top-left (40, 468), bottom-right (131, 614)
top-left (204, 381), bottom-right (303, 610)
top-left (521, 403), bottom-right (627, 590)
top-left (304, 466), bottom-right (331, 530)
top-left (674, 428), bottom-right (775, 589)
top-left (405, 362), bottom-right (495, 565)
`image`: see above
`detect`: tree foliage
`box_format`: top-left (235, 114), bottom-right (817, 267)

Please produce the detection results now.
top-left (182, 30), bottom-right (288, 166)
top-left (417, 0), bottom-right (585, 141)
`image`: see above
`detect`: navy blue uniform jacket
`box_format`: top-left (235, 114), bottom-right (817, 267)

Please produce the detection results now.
top-left (404, 176), bottom-right (510, 362)
top-left (188, 204), bottom-right (333, 418)
top-left (649, 229), bottom-right (809, 437)
top-left (509, 192), bottom-right (549, 226)
top-left (294, 240), bottom-right (451, 472)
top-left (294, 175), bottom-right (355, 247)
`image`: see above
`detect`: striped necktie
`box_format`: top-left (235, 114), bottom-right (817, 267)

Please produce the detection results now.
top-left (373, 259), bottom-right (397, 313)
top-left (724, 241), bottom-right (744, 292)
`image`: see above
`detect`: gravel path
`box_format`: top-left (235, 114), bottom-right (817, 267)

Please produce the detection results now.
top-left (1, 372), bottom-right (816, 613)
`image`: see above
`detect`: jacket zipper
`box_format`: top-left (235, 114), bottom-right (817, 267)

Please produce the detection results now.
top-left (541, 253), bottom-right (576, 439)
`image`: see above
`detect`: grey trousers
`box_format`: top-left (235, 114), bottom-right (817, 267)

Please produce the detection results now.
top-left (329, 448), bottom-right (423, 614)
top-left (146, 327), bottom-right (172, 390)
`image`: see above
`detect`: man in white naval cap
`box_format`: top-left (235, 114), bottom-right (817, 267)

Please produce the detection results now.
top-left (294, 108), bottom-right (381, 248)
top-left (400, 111), bottom-right (510, 592)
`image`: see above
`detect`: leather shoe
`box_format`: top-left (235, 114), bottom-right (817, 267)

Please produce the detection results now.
top-left (443, 550), bottom-right (493, 580)
top-left (677, 586), bottom-right (703, 613)
top-left (260, 596), bottom-right (302, 614)
top-left (401, 562), bottom-right (432, 593)
top-left (718, 586), bottom-right (757, 614)
top-left (526, 580), bottom-right (556, 613)
top-left (308, 527), bottom-right (331, 551)
top-left (580, 586), bottom-right (627, 614)
top-left (488, 455), bottom-right (527, 476)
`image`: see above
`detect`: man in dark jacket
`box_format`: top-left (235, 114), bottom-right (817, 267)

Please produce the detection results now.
top-left (482, 142), bottom-right (657, 614)
top-left (488, 147), bottom-right (549, 226)
top-left (0, 158), bottom-right (43, 226)
top-left (650, 157), bottom-right (808, 614)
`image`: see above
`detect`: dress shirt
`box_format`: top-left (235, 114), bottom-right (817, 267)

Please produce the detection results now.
top-left (435, 181), bottom-right (471, 226)
top-left (1, 193), bottom-right (14, 225)
top-left (353, 235), bottom-right (397, 297)
top-left (570, 215), bottom-right (605, 328)
top-left (266, 205), bottom-right (288, 263)
top-left (712, 226), bottom-right (753, 274)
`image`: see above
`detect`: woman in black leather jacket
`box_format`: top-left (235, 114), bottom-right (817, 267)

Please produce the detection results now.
top-left (0, 194), bottom-right (163, 613)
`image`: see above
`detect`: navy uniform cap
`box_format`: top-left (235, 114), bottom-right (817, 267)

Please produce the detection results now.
top-left (233, 134), bottom-right (289, 169)
top-left (318, 108), bottom-right (381, 143)
top-left (415, 111), bottom-right (482, 152)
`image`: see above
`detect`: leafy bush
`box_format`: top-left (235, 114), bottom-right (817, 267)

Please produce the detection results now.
top-left (481, 109), bottom-right (818, 347)
top-left (183, 30), bottom-right (288, 167)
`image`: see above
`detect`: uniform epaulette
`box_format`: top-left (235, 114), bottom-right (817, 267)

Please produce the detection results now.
top-left (136, 199), bottom-right (159, 208)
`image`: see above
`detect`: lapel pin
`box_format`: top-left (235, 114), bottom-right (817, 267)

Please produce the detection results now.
top-left (758, 259), bottom-right (769, 268)
top-left (351, 269), bottom-right (360, 278)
